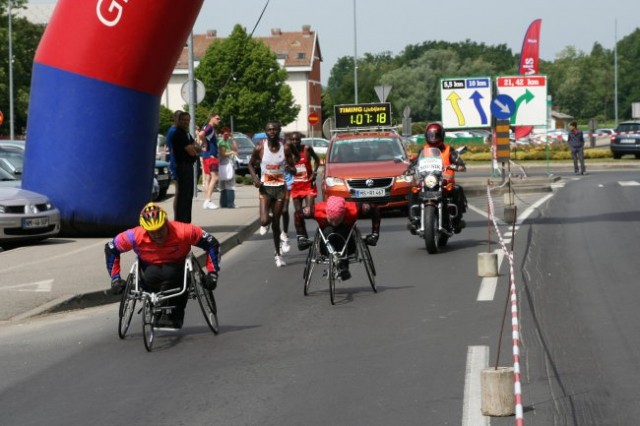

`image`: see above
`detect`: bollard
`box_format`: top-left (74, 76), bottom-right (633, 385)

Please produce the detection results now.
top-left (477, 252), bottom-right (498, 277)
top-left (503, 206), bottom-right (517, 225)
top-left (481, 367), bottom-right (515, 416)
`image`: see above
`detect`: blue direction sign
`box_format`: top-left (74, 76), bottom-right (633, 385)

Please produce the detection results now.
top-left (491, 94), bottom-right (516, 120)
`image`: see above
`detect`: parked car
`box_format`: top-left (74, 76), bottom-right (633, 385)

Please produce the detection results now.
top-left (300, 137), bottom-right (330, 155)
top-left (0, 167), bottom-right (19, 188)
top-left (0, 144), bottom-right (24, 179)
top-left (154, 160), bottom-right (171, 200)
top-left (232, 132), bottom-right (256, 175)
top-left (596, 128), bottom-right (616, 136)
top-left (610, 121), bottom-right (640, 159)
top-left (0, 186), bottom-right (61, 244)
top-left (322, 129), bottom-right (412, 210)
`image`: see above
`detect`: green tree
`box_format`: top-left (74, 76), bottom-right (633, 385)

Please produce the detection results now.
top-left (195, 24), bottom-right (300, 133)
top-left (616, 28), bottom-right (640, 120)
top-left (0, 0), bottom-right (45, 136)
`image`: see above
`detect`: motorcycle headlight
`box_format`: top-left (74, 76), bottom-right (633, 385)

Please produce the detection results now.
top-left (424, 174), bottom-right (438, 189)
top-left (324, 176), bottom-right (345, 187)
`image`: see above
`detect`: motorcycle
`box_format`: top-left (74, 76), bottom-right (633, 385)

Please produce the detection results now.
top-left (407, 146), bottom-right (467, 254)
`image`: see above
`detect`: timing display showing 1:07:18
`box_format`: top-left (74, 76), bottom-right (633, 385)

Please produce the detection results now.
top-left (333, 102), bottom-right (392, 129)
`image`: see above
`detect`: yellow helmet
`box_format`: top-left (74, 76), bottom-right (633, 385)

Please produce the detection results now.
top-left (139, 202), bottom-right (167, 231)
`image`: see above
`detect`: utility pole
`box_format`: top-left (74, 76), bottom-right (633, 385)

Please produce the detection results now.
top-left (353, 0), bottom-right (358, 103)
top-left (8, 0), bottom-right (15, 139)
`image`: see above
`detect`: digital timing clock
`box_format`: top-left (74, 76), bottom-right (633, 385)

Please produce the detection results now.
top-left (334, 103), bottom-right (392, 129)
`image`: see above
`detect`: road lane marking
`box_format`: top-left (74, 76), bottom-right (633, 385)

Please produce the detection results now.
top-left (0, 279), bottom-right (53, 292)
top-left (619, 181), bottom-right (640, 186)
top-left (462, 345), bottom-right (490, 426)
top-left (0, 240), bottom-right (106, 274)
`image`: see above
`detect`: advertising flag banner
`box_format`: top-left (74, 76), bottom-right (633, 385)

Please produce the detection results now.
top-left (515, 19), bottom-right (542, 140)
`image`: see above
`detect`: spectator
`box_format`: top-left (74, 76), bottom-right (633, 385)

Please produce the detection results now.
top-left (217, 128), bottom-right (238, 208)
top-left (568, 121), bottom-right (587, 175)
top-left (172, 111), bottom-right (201, 223)
top-left (199, 113), bottom-right (222, 209)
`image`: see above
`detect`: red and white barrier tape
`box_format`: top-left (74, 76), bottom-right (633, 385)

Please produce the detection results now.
top-left (486, 185), bottom-right (525, 426)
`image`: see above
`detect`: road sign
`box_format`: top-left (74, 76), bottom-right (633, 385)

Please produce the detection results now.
top-left (440, 77), bottom-right (492, 129)
top-left (496, 75), bottom-right (547, 126)
top-left (308, 111), bottom-right (320, 125)
top-left (181, 79), bottom-right (206, 104)
top-left (491, 94), bottom-right (516, 120)
top-left (374, 85), bottom-right (392, 103)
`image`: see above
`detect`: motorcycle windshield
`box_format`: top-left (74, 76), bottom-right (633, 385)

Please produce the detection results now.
top-left (418, 147), bottom-right (443, 174)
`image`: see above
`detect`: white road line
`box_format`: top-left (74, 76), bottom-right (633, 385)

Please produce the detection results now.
top-left (462, 345), bottom-right (490, 426)
top-left (619, 181), bottom-right (640, 186)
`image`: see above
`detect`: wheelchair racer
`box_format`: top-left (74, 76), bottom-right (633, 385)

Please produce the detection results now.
top-left (294, 196), bottom-right (380, 280)
top-left (104, 202), bottom-right (220, 329)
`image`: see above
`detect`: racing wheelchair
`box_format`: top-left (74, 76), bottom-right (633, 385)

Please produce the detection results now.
top-left (302, 223), bottom-right (377, 305)
top-left (117, 253), bottom-right (218, 352)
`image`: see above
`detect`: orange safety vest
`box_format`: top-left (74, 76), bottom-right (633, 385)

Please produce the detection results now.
top-left (421, 144), bottom-right (456, 191)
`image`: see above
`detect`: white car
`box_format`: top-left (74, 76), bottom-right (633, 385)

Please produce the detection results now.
top-left (301, 137), bottom-right (330, 155)
top-left (0, 186), bottom-right (61, 244)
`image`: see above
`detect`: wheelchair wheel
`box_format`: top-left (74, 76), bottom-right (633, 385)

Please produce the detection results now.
top-left (142, 296), bottom-right (156, 352)
top-left (328, 253), bottom-right (337, 305)
top-left (191, 257), bottom-right (219, 334)
top-left (359, 238), bottom-right (377, 293)
top-left (303, 231), bottom-right (320, 296)
top-left (118, 273), bottom-right (137, 339)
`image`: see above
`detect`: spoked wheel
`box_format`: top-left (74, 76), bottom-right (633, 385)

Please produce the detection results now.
top-left (358, 237), bottom-right (377, 293)
top-left (424, 205), bottom-right (439, 254)
top-left (328, 253), bottom-right (337, 305)
top-left (142, 297), bottom-right (156, 352)
top-left (191, 257), bottom-right (219, 334)
top-left (303, 232), bottom-right (320, 296)
top-left (118, 273), bottom-right (137, 339)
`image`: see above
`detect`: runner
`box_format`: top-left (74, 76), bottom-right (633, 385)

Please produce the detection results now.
top-left (248, 120), bottom-right (296, 267)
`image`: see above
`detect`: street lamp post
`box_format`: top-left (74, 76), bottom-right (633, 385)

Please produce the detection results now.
top-left (353, 0), bottom-right (358, 103)
top-left (8, 0), bottom-right (15, 139)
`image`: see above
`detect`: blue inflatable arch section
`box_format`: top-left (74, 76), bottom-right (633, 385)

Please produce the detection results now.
top-left (23, 0), bottom-right (204, 236)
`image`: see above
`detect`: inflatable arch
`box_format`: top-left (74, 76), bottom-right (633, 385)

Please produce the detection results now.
top-left (23, 0), bottom-right (204, 235)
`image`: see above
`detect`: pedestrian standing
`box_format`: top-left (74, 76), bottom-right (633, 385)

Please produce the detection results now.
top-left (568, 121), bottom-right (587, 175)
top-left (199, 113), bottom-right (222, 209)
top-left (165, 110), bottom-right (182, 218)
top-left (172, 111), bottom-right (201, 223)
top-left (217, 128), bottom-right (238, 208)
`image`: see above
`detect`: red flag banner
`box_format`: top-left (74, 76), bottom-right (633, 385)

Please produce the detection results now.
top-left (515, 19), bottom-right (542, 140)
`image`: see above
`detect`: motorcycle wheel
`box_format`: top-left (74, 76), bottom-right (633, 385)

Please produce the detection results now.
top-left (423, 205), bottom-right (439, 254)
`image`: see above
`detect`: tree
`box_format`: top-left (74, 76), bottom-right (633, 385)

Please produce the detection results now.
top-left (0, 0), bottom-right (44, 136)
top-left (195, 24), bottom-right (300, 133)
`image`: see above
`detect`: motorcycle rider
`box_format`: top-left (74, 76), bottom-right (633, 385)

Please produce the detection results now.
top-left (407, 122), bottom-right (467, 235)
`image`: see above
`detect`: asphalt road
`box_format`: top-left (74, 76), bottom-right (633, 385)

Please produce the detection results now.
top-left (2, 168), bottom-right (640, 426)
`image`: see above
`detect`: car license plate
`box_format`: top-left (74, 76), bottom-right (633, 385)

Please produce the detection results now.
top-left (157, 175), bottom-right (169, 181)
top-left (22, 217), bottom-right (49, 229)
top-left (355, 188), bottom-right (385, 198)
top-left (620, 138), bottom-right (636, 144)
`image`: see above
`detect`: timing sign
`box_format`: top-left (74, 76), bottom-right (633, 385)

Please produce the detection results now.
top-left (496, 75), bottom-right (547, 126)
top-left (440, 77), bottom-right (492, 129)
top-left (334, 103), bottom-right (391, 129)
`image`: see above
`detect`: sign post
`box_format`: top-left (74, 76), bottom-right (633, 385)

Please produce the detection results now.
top-left (308, 111), bottom-right (320, 138)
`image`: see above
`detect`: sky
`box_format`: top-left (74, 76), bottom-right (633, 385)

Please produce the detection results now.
top-left (29, 0), bottom-right (640, 86)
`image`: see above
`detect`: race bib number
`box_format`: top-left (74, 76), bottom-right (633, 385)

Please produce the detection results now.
top-left (418, 157), bottom-right (443, 173)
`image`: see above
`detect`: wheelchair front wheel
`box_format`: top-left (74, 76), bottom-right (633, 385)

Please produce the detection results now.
top-left (118, 273), bottom-right (137, 339)
top-left (142, 297), bottom-right (156, 352)
top-left (360, 239), bottom-right (377, 293)
top-left (303, 231), bottom-right (320, 296)
top-left (191, 258), bottom-right (219, 334)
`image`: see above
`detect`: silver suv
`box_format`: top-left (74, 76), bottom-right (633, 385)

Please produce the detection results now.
top-left (610, 121), bottom-right (640, 159)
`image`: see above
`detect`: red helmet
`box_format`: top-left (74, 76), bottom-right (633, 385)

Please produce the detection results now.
top-left (425, 122), bottom-right (445, 148)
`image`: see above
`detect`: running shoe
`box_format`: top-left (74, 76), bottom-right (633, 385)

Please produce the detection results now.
top-left (297, 236), bottom-right (312, 251)
top-left (259, 225), bottom-right (269, 235)
top-left (281, 239), bottom-right (291, 253)
top-left (275, 255), bottom-right (286, 267)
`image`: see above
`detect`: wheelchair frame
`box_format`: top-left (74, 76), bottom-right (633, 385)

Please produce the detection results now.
top-left (117, 252), bottom-right (218, 352)
top-left (302, 222), bottom-right (376, 305)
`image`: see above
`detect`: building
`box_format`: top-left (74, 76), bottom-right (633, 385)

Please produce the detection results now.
top-left (164, 25), bottom-right (323, 135)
